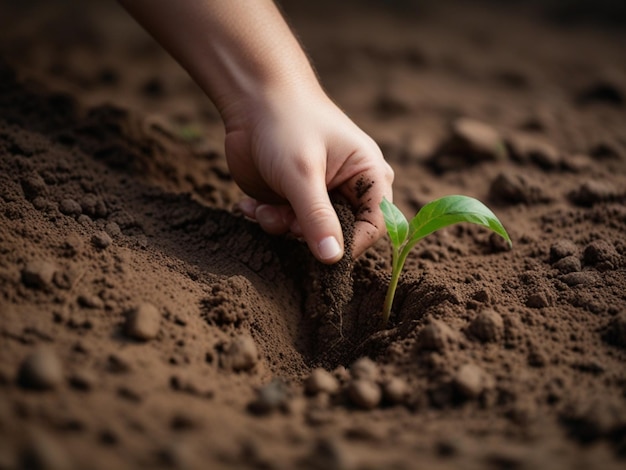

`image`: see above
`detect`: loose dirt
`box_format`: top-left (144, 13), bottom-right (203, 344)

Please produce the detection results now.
top-left (1, 1), bottom-right (625, 469)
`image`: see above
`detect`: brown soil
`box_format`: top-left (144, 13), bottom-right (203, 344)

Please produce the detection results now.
top-left (1, 1), bottom-right (625, 469)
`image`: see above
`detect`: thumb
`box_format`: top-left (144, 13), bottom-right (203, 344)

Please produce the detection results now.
top-left (283, 176), bottom-right (344, 264)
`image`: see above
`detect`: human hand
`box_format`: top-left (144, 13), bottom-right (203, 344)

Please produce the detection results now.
top-left (223, 86), bottom-right (394, 264)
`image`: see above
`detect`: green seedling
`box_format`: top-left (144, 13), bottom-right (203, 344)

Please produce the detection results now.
top-left (379, 195), bottom-right (511, 327)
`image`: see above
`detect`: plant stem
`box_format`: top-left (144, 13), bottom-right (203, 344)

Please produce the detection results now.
top-left (381, 245), bottom-right (411, 327)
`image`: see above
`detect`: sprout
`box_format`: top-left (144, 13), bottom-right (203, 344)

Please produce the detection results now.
top-left (379, 195), bottom-right (511, 327)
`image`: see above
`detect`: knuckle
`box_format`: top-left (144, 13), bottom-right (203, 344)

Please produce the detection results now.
top-left (303, 201), bottom-right (336, 225)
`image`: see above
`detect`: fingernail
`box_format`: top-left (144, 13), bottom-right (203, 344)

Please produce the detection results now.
top-left (318, 236), bottom-right (342, 261)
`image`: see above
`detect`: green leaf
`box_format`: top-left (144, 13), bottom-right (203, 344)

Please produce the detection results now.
top-left (380, 197), bottom-right (408, 248)
top-left (408, 195), bottom-right (511, 246)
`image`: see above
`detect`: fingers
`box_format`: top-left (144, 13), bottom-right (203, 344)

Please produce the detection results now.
top-left (340, 160), bottom-right (395, 258)
top-left (281, 168), bottom-right (345, 264)
top-left (237, 198), bottom-right (296, 235)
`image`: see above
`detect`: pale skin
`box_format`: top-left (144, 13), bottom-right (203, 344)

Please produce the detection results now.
top-left (119, 0), bottom-right (394, 264)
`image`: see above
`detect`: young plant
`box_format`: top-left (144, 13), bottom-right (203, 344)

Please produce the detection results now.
top-left (379, 195), bottom-right (511, 327)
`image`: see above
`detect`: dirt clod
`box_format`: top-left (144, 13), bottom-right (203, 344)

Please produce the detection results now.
top-left (305, 368), bottom-right (340, 395)
top-left (453, 363), bottom-right (492, 399)
top-left (21, 260), bottom-right (56, 289)
top-left (553, 255), bottom-right (581, 273)
top-left (17, 348), bottom-right (64, 390)
top-left (221, 334), bottom-right (258, 372)
top-left (550, 240), bottom-right (579, 262)
top-left (248, 379), bottom-right (289, 415)
top-left (91, 231), bottom-right (112, 249)
top-left (382, 377), bottom-right (408, 404)
top-left (416, 319), bottom-right (459, 352)
top-left (468, 309), bottom-right (504, 343)
top-left (349, 357), bottom-right (379, 382)
top-left (59, 197), bottom-right (82, 216)
top-left (124, 302), bottom-right (161, 340)
top-left (583, 239), bottom-right (619, 269)
top-left (347, 379), bottom-right (382, 410)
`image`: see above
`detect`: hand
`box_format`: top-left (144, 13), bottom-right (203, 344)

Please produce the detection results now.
top-left (223, 86), bottom-right (394, 264)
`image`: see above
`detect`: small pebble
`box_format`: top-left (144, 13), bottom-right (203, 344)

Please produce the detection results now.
top-left (105, 221), bottom-right (122, 238)
top-left (569, 180), bottom-right (617, 206)
top-left (559, 272), bottom-right (597, 287)
top-left (248, 379), bottom-right (289, 415)
top-left (305, 368), bottom-right (340, 395)
top-left (383, 377), bottom-right (408, 404)
top-left (62, 234), bottom-right (83, 257)
top-left (526, 292), bottom-right (553, 308)
top-left (20, 173), bottom-right (47, 200)
top-left (489, 172), bottom-right (547, 205)
top-left (553, 255), bottom-right (581, 273)
top-left (453, 363), bottom-right (491, 399)
top-left (80, 194), bottom-right (107, 218)
top-left (350, 357), bottom-right (379, 382)
top-left (468, 309), bottom-right (504, 343)
top-left (583, 240), bottom-right (619, 269)
top-left (124, 302), bottom-right (161, 341)
top-left (507, 132), bottom-right (560, 169)
top-left (21, 260), bottom-right (56, 289)
top-left (17, 348), bottom-right (64, 390)
top-left (451, 118), bottom-right (505, 161)
top-left (416, 319), bottom-right (458, 351)
top-left (221, 334), bottom-right (258, 371)
top-left (347, 379), bottom-right (381, 410)
top-left (550, 240), bottom-right (579, 262)
top-left (59, 198), bottom-right (82, 216)
top-left (92, 231), bottom-right (112, 249)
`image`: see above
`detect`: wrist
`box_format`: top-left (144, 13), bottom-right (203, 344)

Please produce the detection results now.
top-left (217, 71), bottom-right (327, 133)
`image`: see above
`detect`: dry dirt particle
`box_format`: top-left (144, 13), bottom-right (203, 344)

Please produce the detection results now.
top-left (382, 377), bottom-right (408, 405)
top-left (91, 231), bottom-right (112, 249)
top-left (553, 255), bottom-right (581, 274)
top-left (59, 197), bottom-right (82, 216)
top-left (124, 302), bottom-right (161, 341)
top-left (488, 172), bottom-right (549, 205)
top-left (347, 379), bottom-right (382, 410)
top-left (550, 240), bottom-right (579, 262)
top-left (416, 319), bottom-right (459, 352)
top-left (220, 334), bottom-right (258, 372)
top-left (349, 357), bottom-right (380, 382)
top-left (248, 379), bottom-right (289, 415)
top-left (17, 348), bottom-right (64, 390)
top-left (21, 260), bottom-right (56, 289)
top-left (305, 368), bottom-right (340, 395)
top-left (453, 363), bottom-right (493, 399)
top-left (467, 309), bottom-right (504, 343)
top-left (583, 239), bottom-right (620, 270)
top-left (506, 132), bottom-right (561, 169)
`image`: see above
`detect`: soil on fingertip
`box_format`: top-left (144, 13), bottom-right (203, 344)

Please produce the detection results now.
top-left (1, 1), bottom-right (626, 469)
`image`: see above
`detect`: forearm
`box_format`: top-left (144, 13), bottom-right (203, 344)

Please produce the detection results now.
top-left (118, 0), bottom-right (322, 124)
